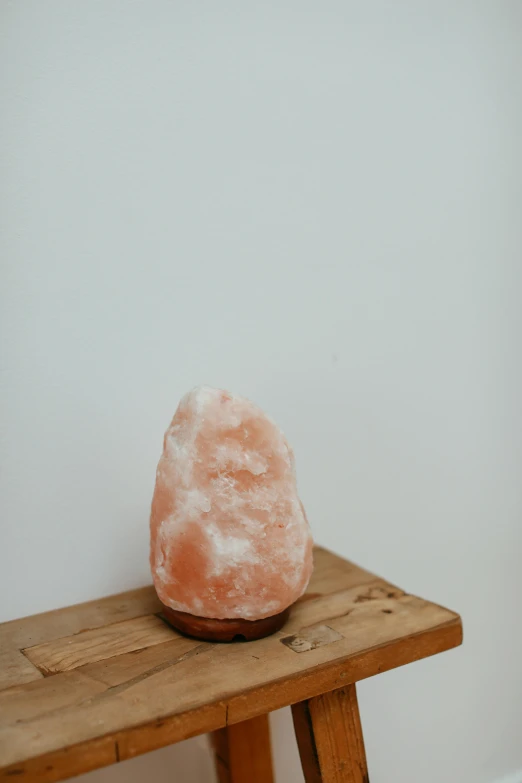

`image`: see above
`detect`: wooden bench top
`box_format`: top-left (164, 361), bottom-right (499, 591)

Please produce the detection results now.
top-left (0, 547), bottom-right (462, 783)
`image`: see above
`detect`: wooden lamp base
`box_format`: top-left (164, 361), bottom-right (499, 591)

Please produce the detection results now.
top-left (161, 604), bottom-right (291, 642)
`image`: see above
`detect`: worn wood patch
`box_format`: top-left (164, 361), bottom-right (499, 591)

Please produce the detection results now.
top-left (282, 625), bottom-right (344, 653)
top-left (22, 615), bottom-right (176, 675)
top-left (0, 587), bottom-right (162, 691)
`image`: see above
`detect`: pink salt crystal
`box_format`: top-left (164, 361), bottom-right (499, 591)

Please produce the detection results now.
top-left (150, 386), bottom-right (313, 620)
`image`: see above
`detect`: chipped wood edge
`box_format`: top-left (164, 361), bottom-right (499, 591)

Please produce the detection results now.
top-left (0, 614), bottom-right (462, 783)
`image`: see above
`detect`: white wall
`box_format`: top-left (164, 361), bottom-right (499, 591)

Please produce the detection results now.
top-left (1, 2), bottom-right (521, 782)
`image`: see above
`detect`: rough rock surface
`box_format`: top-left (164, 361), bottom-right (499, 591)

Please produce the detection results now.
top-left (150, 386), bottom-right (313, 620)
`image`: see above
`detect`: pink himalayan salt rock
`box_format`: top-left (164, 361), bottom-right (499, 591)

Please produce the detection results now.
top-left (150, 386), bottom-right (313, 620)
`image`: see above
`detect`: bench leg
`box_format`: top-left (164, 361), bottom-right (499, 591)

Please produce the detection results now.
top-left (292, 685), bottom-right (369, 782)
top-left (211, 713), bottom-right (274, 783)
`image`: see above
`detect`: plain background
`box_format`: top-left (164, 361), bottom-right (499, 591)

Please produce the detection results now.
top-left (1, 2), bottom-right (521, 782)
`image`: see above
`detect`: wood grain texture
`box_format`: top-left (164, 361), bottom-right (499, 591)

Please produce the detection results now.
top-left (212, 714), bottom-right (274, 783)
top-left (0, 587), bottom-right (161, 690)
top-left (23, 615), bottom-right (175, 675)
top-left (292, 685), bottom-right (368, 782)
top-left (0, 547), bottom-right (462, 783)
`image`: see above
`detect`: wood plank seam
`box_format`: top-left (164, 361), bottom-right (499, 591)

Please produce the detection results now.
top-left (10, 644), bottom-right (211, 728)
top-left (82, 643), bottom-right (211, 700)
top-left (21, 615), bottom-right (174, 677)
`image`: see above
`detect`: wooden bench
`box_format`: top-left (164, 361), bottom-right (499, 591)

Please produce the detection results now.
top-left (0, 547), bottom-right (462, 782)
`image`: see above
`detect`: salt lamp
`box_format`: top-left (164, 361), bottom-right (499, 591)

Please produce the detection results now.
top-left (150, 386), bottom-right (313, 640)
